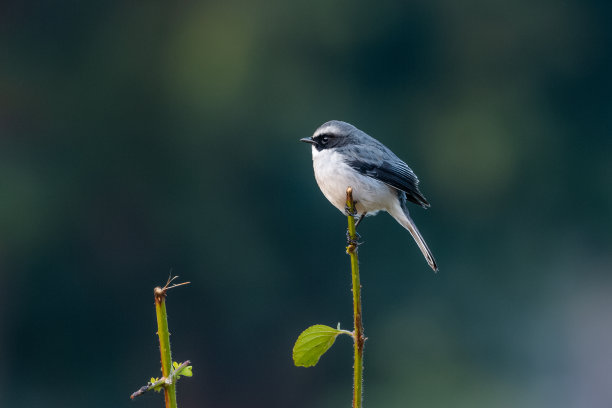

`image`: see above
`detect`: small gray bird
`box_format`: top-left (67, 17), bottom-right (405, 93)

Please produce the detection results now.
top-left (301, 120), bottom-right (438, 272)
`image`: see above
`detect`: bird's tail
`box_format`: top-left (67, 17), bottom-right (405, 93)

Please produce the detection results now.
top-left (389, 205), bottom-right (438, 272)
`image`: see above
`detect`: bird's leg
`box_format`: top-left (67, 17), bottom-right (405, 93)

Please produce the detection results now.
top-left (354, 212), bottom-right (367, 228)
top-left (345, 200), bottom-right (363, 246)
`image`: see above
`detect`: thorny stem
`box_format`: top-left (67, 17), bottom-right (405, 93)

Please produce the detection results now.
top-left (130, 276), bottom-right (190, 406)
top-left (346, 187), bottom-right (364, 408)
top-left (154, 276), bottom-right (190, 408)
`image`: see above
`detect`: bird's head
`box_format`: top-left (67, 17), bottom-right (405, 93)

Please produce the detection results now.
top-left (300, 120), bottom-right (356, 151)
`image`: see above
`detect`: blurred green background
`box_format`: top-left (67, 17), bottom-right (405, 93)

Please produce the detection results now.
top-left (1, 1), bottom-right (611, 407)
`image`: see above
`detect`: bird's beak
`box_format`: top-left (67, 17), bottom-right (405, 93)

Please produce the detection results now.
top-left (300, 137), bottom-right (315, 145)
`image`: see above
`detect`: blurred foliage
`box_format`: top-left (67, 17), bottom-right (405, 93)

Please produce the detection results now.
top-left (1, 1), bottom-right (611, 407)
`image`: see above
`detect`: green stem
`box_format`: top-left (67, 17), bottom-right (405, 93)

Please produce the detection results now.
top-left (155, 287), bottom-right (178, 408)
top-left (346, 187), bottom-right (364, 408)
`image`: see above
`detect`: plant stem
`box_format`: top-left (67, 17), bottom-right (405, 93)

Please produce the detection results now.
top-left (346, 187), bottom-right (364, 408)
top-left (155, 287), bottom-right (178, 408)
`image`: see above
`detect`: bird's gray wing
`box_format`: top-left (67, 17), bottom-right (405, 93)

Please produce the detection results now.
top-left (344, 143), bottom-right (430, 208)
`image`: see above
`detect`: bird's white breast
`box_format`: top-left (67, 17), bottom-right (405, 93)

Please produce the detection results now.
top-left (311, 146), bottom-right (397, 216)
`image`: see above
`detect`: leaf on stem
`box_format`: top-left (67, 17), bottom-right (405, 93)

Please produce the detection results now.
top-left (173, 361), bottom-right (193, 379)
top-left (150, 377), bottom-right (164, 393)
top-left (293, 324), bottom-right (346, 367)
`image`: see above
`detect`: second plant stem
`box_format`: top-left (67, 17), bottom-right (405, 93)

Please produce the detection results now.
top-left (346, 187), bottom-right (364, 408)
top-left (155, 287), bottom-right (178, 408)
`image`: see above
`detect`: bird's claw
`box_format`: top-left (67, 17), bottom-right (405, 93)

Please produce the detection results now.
top-left (344, 203), bottom-right (358, 217)
top-left (346, 229), bottom-right (363, 246)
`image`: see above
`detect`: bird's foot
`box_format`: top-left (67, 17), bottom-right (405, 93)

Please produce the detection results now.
top-left (346, 229), bottom-right (363, 246)
top-left (344, 203), bottom-right (358, 217)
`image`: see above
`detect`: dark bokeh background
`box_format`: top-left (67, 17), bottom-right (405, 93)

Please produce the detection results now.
top-left (2, 1), bottom-right (611, 407)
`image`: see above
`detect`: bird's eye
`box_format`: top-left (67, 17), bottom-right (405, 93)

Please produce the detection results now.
top-left (321, 136), bottom-right (329, 144)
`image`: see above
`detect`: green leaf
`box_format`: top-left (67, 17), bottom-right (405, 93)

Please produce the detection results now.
top-left (150, 377), bottom-right (164, 392)
top-left (177, 365), bottom-right (193, 378)
top-left (293, 324), bottom-right (344, 367)
top-left (172, 361), bottom-right (193, 379)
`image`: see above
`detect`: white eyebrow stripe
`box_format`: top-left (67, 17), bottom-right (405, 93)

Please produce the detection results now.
top-left (313, 125), bottom-right (340, 137)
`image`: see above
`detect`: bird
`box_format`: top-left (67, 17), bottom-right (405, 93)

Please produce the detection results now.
top-left (300, 120), bottom-right (438, 272)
